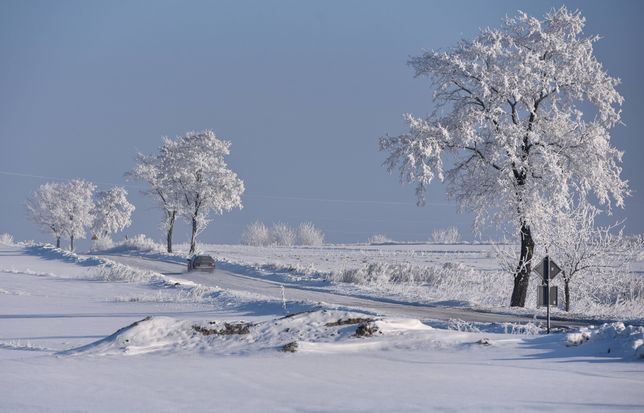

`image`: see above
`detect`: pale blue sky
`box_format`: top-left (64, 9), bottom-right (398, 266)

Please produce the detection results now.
top-left (1, 0), bottom-right (643, 246)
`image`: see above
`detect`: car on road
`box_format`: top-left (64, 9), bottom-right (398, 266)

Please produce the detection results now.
top-left (187, 255), bottom-right (216, 273)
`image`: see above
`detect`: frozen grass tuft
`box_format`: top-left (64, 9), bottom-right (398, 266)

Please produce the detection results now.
top-left (90, 237), bottom-right (114, 252)
top-left (241, 221), bottom-right (271, 246)
top-left (368, 234), bottom-right (393, 245)
top-left (0, 340), bottom-right (50, 352)
top-left (447, 319), bottom-right (481, 333)
top-left (330, 262), bottom-right (511, 307)
top-left (297, 222), bottom-right (325, 246)
top-left (431, 227), bottom-right (460, 243)
top-left (0, 233), bottom-right (14, 245)
top-left (271, 222), bottom-right (296, 246)
top-left (500, 322), bottom-right (543, 335)
top-left (112, 234), bottom-right (166, 253)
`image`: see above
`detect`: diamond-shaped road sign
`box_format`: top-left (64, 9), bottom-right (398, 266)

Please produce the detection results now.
top-left (533, 258), bottom-right (561, 280)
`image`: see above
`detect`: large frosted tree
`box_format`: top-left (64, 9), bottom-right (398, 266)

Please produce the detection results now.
top-left (380, 8), bottom-right (628, 306)
top-left (164, 130), bottom-right (245, 254)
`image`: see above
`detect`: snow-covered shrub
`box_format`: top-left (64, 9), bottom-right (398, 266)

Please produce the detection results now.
top-left (90, 237), bottom-right (114, 252)
top-left (501, 322), bottom-right (543, 335)
top-left (330, 261), bottom-right (510, 307)
top-left (431, 227), bottom-right (460, 243)
top-left (297, 222), bottom-right (324, 246)
top-left (0, 233), bottom-right (14, 245)
top-left (242, 221), bottom-right (271, 246)
top-left (368, 234), bottom-right (392, 245)
top-left (447, 319), bottom-right (480, 332)
top-left (271, 223), bottom-right (295, 246)
top-left (118, 234), bottom-right (165, 252)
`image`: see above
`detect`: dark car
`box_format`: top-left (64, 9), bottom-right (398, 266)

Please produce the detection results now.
top-left (187, 255), bottom-right (216, 272)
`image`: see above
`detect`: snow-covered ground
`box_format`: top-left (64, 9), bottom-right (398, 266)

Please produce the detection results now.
top-left (1, 240), bottom-right (643, 412)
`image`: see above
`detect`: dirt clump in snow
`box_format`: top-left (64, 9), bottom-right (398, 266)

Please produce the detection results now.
top-left (476, 338), bottom-right (492, 346)
top-left (281, 341), bottom-right (298, 352)
top-left (325, 317), bottom-right (375, 327)
top-left (354, 322), bottom-right (380, 337)
top-left (193, 322), bottom-right (252, 336)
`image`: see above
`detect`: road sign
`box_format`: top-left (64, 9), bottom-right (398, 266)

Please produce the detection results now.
top-left (533, 256), bottom-right (560, 334)
top-left (533, 258), bottom-right (561, 280)
top-left (537, 286), bottom-right (558, 307)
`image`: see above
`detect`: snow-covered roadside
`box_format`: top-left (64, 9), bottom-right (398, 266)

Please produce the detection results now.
top-left (95, 241), bottom-right (644, 324)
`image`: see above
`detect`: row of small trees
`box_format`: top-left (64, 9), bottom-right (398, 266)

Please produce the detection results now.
top-left (26, 181), bottom-right (134, 251)
top-left (242, 221), bottom-right (325, 246)
top-left (27, 130), bottom-right (244, 254)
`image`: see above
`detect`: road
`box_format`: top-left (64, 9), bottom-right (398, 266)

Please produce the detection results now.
top-left (96, 253), bottom-right (593, 328)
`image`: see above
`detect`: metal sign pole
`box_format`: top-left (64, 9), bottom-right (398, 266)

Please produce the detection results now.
top-left (544, 255), bottom-right (550, 334)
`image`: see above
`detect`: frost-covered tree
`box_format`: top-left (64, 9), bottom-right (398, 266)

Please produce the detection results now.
top-left (26, 179), bottom-right (95, 251)
top-left (542, 204), bottom-right (642, 312)
top-left (26, 182), bottom-right (68, 248)
top-left (431, 227), bottom-right (460, 244)
top-left (163, 130), bottom-right (245, 254)
top-left (63, 179), bottom-right (96, 251)
top-left (271, 222), bottom-right (295, 246)
top-left (380, 8), bottom-right (628, 307)
top-left (297, 222), bottom-right (325, 246)
top-left (127, 152), bottom-right (182, 253)
top-left (92, 187), bottom-right (135, 239)
top-left (242, 221), bottom-right (271, 246)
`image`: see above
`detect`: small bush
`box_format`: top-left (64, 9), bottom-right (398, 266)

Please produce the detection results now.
top-left (90, 237), bottom-right (114, 252)
top-left (241, 221), bottom-right (271, 246)
top-left (368, 234), bottom-right (392, 245)
top-left (271, 222), bottom-right (295, 246)
top-left (0, 233), bottom-right (14, 245)
top-left (119, 234), bottom-right (164, 252)
top-left (297, 222), bottom-right (325, 246)
top-left (431, 227), bottom-right (460, 243)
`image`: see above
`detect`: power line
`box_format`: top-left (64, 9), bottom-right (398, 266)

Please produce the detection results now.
top-left (0, 169), bottom-right (143, 189)
top-left (0, 169), bottom-right (453, 207)
top-left (244, 194), bottom-right (451, 207)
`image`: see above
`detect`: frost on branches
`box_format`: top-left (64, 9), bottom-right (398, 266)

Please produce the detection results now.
top-left (163, 130), bottom-right (245, 254)
top-left (129, 130), bottom-right (244, 254)
top-left (92, 187), bottom-right (135, 240)
top-left (128, 150), bottom-right (183, 253)
top-left (26, 179), bottom-right (96, 251)
top-left (380, 8), bottom-right (628, 307)
top-left (26, 182), bottom-right (68, 249)
top-left (540, 204), bottom-right (643, 312)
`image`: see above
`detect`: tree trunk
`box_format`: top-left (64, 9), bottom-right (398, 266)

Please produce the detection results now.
top-left (56, 237), bottom-right (60, 249)
top-left (189, 215), bottom-right (197, 255)
top-left (70, 234), bottom-right (75, 252)
top-left (166, 210), bottom-right (176, 253)
top-left (510, 222), bottom-right (534, 307)
top-left (564, 279), bottom-right (571, 312)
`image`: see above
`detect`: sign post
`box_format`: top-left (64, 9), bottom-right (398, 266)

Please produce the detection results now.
top-left (533, 256), bottom-right (561, 334)
top-left (544, 256), bottom-right (551, 334)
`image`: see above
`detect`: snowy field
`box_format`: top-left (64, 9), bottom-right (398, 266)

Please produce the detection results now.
top-left (1, 240), bottom-right (643, 412)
